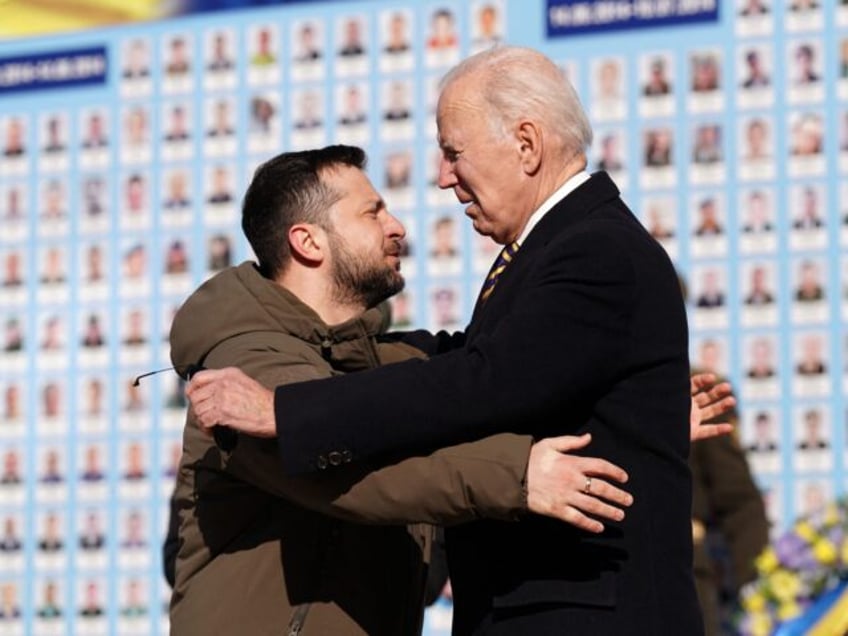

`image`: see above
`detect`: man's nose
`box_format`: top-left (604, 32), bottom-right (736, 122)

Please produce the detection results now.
top-left (436, 157), bottom-right (457, 189)
top-left (384, 211), bottom-right (406, 240)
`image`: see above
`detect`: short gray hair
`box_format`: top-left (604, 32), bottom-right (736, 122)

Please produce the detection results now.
top-left (440, 46), bottom-right (593, 158)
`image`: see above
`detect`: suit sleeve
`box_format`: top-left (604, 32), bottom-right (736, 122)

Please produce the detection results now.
top-left (276, 228), bottom-right (637, 474)
top-left (202, 335), bottom-right (530, 524)
top-left (380, 328), bottom-right (466, 356)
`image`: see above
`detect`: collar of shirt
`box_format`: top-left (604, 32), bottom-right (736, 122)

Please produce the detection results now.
top-left (516, 171), bottom-right (591, 246)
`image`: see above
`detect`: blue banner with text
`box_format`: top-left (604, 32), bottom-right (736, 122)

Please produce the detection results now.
top-left (0, 46), bottom-right (108, 94)
top-left (546, 0), bottom-right (719, 37)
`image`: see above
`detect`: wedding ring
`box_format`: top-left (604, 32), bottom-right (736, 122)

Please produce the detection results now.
top-left (583, 477), bottom-right (592, 494)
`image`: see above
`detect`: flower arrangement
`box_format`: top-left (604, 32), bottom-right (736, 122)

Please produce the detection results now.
top-left (737, 497), bottom-right (848, 636)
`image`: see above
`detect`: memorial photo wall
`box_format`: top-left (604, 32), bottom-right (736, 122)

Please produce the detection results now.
top-left (0, 0), bottom-right (846, 632)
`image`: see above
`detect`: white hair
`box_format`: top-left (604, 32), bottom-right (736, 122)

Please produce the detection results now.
top-left (440, 46), bottom-right (593, 158)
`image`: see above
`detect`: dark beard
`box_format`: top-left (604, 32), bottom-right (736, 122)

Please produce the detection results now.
top-left (328, 231), bottom-right (405, 309)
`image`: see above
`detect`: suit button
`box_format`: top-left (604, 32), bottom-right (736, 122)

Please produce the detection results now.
top-left (316, 455), bottom-right (328, 470)
top-left (341, 450), bottom-right (352, 463)
top-left (328, 451), bottom-right (343, 466)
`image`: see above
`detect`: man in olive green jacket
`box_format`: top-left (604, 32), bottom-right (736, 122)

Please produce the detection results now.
top-left (689, 382), bottom-right (768, 636)
top-left (169, 146), bottom-right (633, 635)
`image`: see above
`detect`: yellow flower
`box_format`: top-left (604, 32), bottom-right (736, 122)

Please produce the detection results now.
top-left (778, 601), bottom-right (802, 621)
top-left (743, 591), bottom-right (766, 613)
top-left (823, 503), bottom-right (839, 525)
top-left (813, 539), bottom-right (837, 565)
top-left (795, 521), bottom-right (817, 542)
top-left (750, 613), bottom-right (772, 636)
top-left (769, 570), bottom-right (800, 602)
top-left (755, 548), bottom-right (778, 575)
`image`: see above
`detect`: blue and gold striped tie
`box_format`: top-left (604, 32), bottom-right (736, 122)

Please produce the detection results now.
top-left (479, 241), bottom-right (520, 303)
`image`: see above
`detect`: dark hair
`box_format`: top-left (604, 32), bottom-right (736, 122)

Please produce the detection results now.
top-left (797, 44), bottom-right (814, 59)
top-left (241, 145), bottom-right (367, 278)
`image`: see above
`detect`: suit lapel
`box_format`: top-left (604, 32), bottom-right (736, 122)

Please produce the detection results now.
top-left (467, 172), bottom-right (622, 332)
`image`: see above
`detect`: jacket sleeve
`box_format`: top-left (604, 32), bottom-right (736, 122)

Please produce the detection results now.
top-left (275, 227), bottom-right (637, 473)
top-left (201, 334), bottom-right (530, 525)
top-left (690, 434), bottom-right (769, 589)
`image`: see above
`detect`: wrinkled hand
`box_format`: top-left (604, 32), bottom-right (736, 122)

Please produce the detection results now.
top-left (526, 433), bottom-right (632, 534)
top-left (690, 373), bottom-right (735, 442)
top-left (186, 367), bottom-right (276, 438)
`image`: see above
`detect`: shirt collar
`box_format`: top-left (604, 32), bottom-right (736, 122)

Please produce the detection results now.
top-left (516, 171), bottom-right (591, 246)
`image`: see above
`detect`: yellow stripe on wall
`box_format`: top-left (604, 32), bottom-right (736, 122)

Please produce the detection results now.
top-left (0, 0), bottom-right (168, 38)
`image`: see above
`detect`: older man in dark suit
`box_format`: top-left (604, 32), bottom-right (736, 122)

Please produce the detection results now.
top-left (188, 46), bottom-right (720, 634)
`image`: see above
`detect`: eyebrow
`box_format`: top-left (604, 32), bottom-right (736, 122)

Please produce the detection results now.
top-left (362, 198), bottom-right (385, 213)
top-left (437, 135), bottom-right (461, 154)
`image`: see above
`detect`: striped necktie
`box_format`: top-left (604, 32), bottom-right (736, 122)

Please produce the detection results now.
top-left (479, 241), bottom-right (520, 303)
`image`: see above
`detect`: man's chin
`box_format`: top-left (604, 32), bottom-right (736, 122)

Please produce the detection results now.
top-left (471, 219), bottom-right (496, 240)
top-left (389, 272), bottom-right (405, 295)
top-left (365, 272), bottom-right (405, 309)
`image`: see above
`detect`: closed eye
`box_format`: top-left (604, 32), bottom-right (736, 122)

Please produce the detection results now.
top-left (442, 148), bottom-right (460, 162)
top-left (362, 199), bottom-right (386, 217)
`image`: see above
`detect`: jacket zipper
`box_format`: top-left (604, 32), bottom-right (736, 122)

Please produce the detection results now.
top-left (286, 603), bottom-right (310, 636)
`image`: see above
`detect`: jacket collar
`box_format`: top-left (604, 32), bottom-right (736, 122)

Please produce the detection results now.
top-left (520, 171), bottom-right (621, 253)
top-left (235, 262), bottom-right (385, 346)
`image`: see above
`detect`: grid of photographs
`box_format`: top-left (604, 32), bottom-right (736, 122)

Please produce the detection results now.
top-left (0, 2), bottom-right (505, 633)
top-left (0, 0), bottom-right (846, 631)
top-left (569, 0), bottom-right (848, 543)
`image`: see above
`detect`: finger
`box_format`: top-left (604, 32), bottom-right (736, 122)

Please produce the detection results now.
top-left (570, 491), bottom-right (627, 522)
top-left (186, 380), bottom-right (221, 408)
top-left (558, 506), bottom-right (605, 534)
top-left (191, 403), bottom-right (217, 430)
top-left (710, 382), bottom-right (732, 398)
top-left (574, 457), bottom-right (629, 484)
top-left (195, 419), bottom-right (214, 437)
top-left (185, 392), bottom-right (216, 438)
top-left (690, 373), bottom-right (715, 394)
top-left (698, 396), bottom-right (736, 421)
top-left (192, 413), bottom-right (215, 436)
top-left (187, 367), bottom-right (232, 389)
top-left (693, 382), bottom-right (733, 407)
top-left (190, 395), bottom-right (222, 429)
top-left (701, 395), bottom-right (736, 418)
top-left (692, 382), bottom-right (728, 406)
top-left (576, 477), bottom-right (633, 508)
top-left (186, 370), bottom-right (213, 391)
top-left (542, 433), bottom-right (591, 453)
top-left (185, 375), bottom-right (210, 399)
top-left (692, 423), bottom-right (734, 441)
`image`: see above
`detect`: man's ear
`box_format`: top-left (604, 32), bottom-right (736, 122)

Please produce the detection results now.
top-left (516, 120), bottom-right (543, 175)
top-left (288, 223), bottom-right (326, 265)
